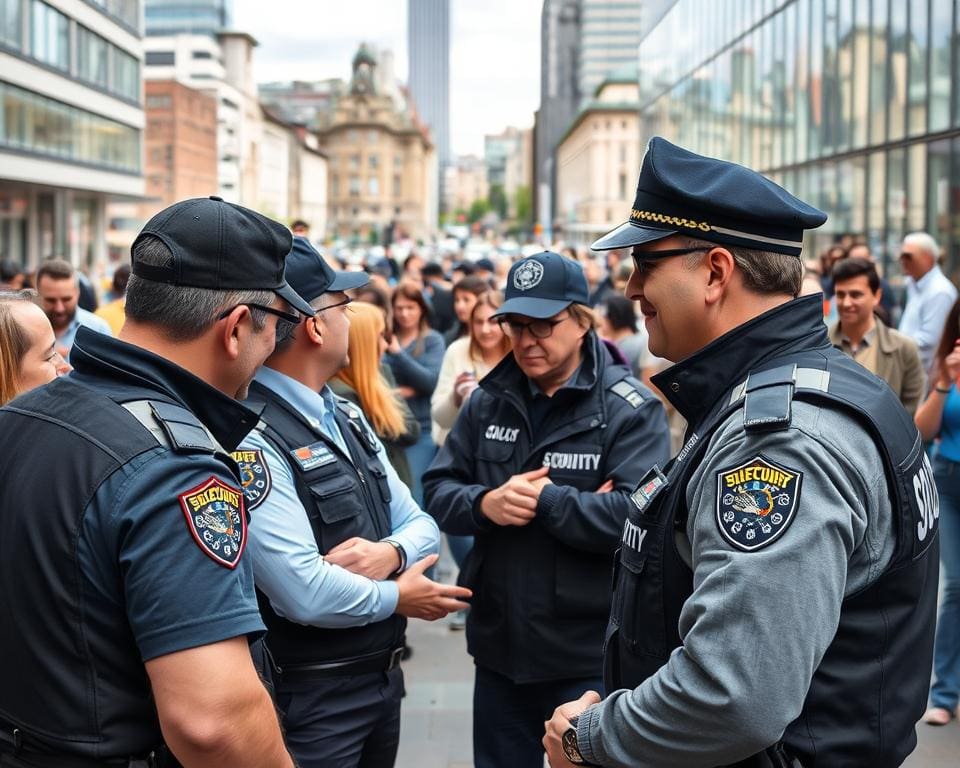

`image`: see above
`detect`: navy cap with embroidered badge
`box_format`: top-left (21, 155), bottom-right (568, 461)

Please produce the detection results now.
top-left (131, 196), bottom-right (315, 317)
top-left (592, 137), bottom-right (827, 256)
top-left (284, 236), bottom-right (369, 303)
top-left (493, 251), bottom-right (590, 319)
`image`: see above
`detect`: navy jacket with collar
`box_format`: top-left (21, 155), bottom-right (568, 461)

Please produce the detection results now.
top-left (423, 331), bottom-right (670, 683)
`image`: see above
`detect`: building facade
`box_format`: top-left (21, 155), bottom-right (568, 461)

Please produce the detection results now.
top-left (578, 0), bottom-right (643, 103)
top-left (317, 45), bottom-right (436, 244)
top-left (444, 154), bottom-right (489, 215)
top-left (144, 0), bottom-right (230, 37)
top-left (557, 72), bottom-right (640, 246)
top-left (639, 0), bottom-right (959, 280)
top-left (407, 0), bottom-right (449, 212)
top-left (0, 0), bottom-right (144, 272)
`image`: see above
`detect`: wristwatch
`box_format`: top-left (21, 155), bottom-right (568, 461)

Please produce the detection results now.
top-left (383, 539), bottom-right (406, 575)
top-left (561, 715), bottom-right (596, 765)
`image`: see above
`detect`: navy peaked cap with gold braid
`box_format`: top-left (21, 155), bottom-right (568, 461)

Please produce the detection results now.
top-left (591, 137), bottom-right (827, 257)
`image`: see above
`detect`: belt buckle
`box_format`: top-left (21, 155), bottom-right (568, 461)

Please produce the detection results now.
top-left (387, 647), bottom-right (404, 671)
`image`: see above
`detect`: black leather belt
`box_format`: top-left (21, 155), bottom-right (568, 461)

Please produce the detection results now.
top-left (0, 726), bottom-right (173, 768)
top-left (280, 646), bottom-right (405, 681)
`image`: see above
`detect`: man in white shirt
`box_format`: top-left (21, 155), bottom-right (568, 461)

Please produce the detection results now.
top-left (898, 232), bottom-right (958, 375)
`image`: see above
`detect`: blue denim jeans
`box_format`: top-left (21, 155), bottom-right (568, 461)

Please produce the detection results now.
top-left (930, 454), bottom-right (960, 710)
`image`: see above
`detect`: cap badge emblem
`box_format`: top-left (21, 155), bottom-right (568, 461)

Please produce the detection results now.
top-left (513, 260), bottom-right (544, 291)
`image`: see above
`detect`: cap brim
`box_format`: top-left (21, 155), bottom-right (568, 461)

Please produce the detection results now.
top-left (492, 297), bottom-right (573, 320)
top-left (591, 222), bottom-right (675, 251)
top-left (328, 270), bottom-right (370, 292)
top-left (276, 281), bottom-right (316, 317)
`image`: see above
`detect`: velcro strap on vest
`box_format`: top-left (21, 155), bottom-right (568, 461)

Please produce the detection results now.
top-left (610, 380), bottom-right (645, 408)
top-left (122, 400), bottom-right (218, 454)
top-left (728, 365), bottom-right (832, 434)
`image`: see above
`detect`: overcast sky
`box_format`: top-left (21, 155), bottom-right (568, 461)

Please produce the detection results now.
top-left (233, 0), bottom-right (541, 157)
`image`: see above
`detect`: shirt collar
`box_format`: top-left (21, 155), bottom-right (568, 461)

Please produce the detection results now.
top-left (913, 264), bottom-right (944, 291)
top-left (254, 366), bottom-right (333, 430)
top-left (651, 294), bottom-right (831, 428)
top-left (69, 326), bottom-right (259, 451)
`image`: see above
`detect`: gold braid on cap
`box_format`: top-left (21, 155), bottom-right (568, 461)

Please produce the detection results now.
top-left (630, 209), bottom-right (711, 233)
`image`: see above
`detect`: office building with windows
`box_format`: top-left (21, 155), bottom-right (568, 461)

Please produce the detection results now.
top-left (637, 0), bottom-right (959, 280)
top-left (144, 0), bottom-right (230, 37)
top-left (0, 0), bottom-right (144, 271)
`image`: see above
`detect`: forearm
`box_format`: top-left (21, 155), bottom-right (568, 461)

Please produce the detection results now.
top-left (386, 349), bottom-right (439, 394)
top-left (536, 485), bottom-right (628, 552)
top-left (386, 502), bottom-right (441, 566)
top-left (915, 390), bottom-right (947, 440)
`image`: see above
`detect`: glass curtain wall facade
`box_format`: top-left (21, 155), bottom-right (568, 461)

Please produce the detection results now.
top-left (639, 0), bottom-right (960, 281)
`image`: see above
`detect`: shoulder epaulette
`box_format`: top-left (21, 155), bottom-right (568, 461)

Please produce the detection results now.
top-left (122, 399), bottom-right (218, 453)
top-left (610, 379), bottom-right (645, 409)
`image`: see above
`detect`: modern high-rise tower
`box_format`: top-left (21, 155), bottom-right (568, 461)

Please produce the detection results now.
top-left (144, 0), bottom-right (233, 37)
top-left (407, 0), bottom-right (450, 213)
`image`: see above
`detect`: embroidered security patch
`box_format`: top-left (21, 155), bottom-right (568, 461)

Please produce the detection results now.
top-left (513, 259), bottom-right (544, 290)
top-left (178, 477), bottom-right (246, 568)
top-left (715, 455), bottom-right (802, 552)
top-left (231, 448), bottom-right (272, 510)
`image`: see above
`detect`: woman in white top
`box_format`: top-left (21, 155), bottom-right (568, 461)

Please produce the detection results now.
top-left (432, 290), bottom-right (511, 445)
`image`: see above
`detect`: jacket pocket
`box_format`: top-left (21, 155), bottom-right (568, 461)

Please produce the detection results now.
top-left (614, 522), bottom-right (667, 658)
top-left (308, 475), bottom-right (364, 524)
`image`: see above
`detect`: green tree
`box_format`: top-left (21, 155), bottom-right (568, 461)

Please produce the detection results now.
top-left (514, 185), bottom-right (532, 225)
top-left (468, 198), bottom-right (491, 223)
top-left (488, 184), bottom-right (508, 219)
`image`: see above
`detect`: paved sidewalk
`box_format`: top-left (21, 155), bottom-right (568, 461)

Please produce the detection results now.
top-left (396, 618), bottom-right (960, 768)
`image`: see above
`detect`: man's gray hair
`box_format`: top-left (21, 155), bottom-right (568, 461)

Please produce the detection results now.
top-left (125, 235), bottom-right (273, 341)
top-left (274, 295), bottom-right (326, 352)
top-left (680, 236), bottom-right (803, 297)
top-left (903, 232), bottom-right (941, 262)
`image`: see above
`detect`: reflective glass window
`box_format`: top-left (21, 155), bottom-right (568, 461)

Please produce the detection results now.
top-left (868, 0), bottom-right (888, 145)
top-left (949, 138), bottom-right (960, 277)
top-left (1, 0), bottom-right (21, 49)
top-left (851, 0), bottom-right (870, 149)
top-left (907, 142), bottom-right (927, 230)
top-left (31, 1), bottom-right (68, 71)
top-left (837, 0), bottom-right (853, 154)
top-left (929, 0), bottom-right (951, 132)
top-left (888, 0), bottom-right (907, 140)
top-left (927, 138), bottom-right (952, 256)
top-left (867, 150), bottom-right (887, 269)
top-left (113, 48), bottom-right (140, 102)
top-left (907, 0), bottom-right (928, 136)
top-left (77, 26), bottom-right (109, 90)
top-left (809, 0), bottom-right (823, 157)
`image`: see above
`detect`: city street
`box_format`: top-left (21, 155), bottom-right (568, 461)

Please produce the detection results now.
top-left (396, 598), bottom-right (960, 768)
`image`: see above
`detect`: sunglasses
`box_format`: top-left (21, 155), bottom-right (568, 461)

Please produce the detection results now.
top-left (632, 246), bottom-right (713, 271)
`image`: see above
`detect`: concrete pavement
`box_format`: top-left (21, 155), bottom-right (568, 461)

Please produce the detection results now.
top-left (395, 618), bottom-right (960, 768)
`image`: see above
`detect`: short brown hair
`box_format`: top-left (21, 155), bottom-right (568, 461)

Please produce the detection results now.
top-left (36, 259), bottom-right (76, 285)
top-left (682, 237), bottom-right (802, 296)
top-left (568, 302), bottom-right (597, 329)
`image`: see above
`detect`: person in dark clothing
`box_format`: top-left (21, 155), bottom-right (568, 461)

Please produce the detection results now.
top-left (443, 275), bottom-right (489, 346)
top-left (422, 262), bottom-right (455, 334)
top-left (424, 251), bottom-right (670, 768)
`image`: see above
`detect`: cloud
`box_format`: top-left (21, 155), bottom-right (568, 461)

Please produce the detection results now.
top-left (233, 0), bottom-right (539, 155)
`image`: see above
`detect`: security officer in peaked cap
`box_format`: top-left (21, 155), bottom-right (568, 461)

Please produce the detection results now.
top-left (544, 137), bottom-right (940, 768)
top-left (424, 251), bottom-right (671, 767)
top-left (234, 237), bottom-right (471, 768)
top-left (0, 197), bottom-right (309, 767)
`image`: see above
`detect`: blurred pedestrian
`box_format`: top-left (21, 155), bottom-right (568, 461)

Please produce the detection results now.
top-left (899, 232), bottom-right (958, 376)
top-left (36, 258), bottom-right (113, 356)
top-left (95, 264), bottom-right (131, 336)
top-left (847, 242), bottom-right (896, 325)
top-left (444, 275), bottom-right (488, 345)
top-left (915, 299), bottom-right (960, 727)
top-left (0, 289), bottom-right (70, 405)
top-left (0, 196), bottom-right (309, 766)
top-left (421, 262), bottom-right (455, 334)
top-left (234, 239), bottom-right (468, 768)
top-left (596, 294), bottom-right (649, 379)
top-left (0, 259), bottom-right (25, 290)
top-left (424, 252), bottom-right (670, 768)
top-left (332, 300), bottom-right (422, 490)
top-left (386, 282), bottom-right (444, 506)
top-left (829, 257), bottom-right (925, 415)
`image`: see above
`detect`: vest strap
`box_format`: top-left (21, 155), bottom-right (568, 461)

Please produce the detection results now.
top-left (122, 400), bottom-right (219, 454)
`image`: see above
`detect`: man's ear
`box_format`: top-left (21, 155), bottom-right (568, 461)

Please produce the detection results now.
top-left (304, 315), bottom-right (324, 348)
top-left (704, 247), bottom-right (736, 305)
top-left (218, 305), bottom-right (248, 361)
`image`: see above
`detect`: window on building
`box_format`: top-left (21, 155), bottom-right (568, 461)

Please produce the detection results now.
top-left (349, 176), bottom-right (360, 197)
top-left (1, 0), bottom-right (22, 50)
top-left (618, 173), bottom-right (627, 200)
top-left (349, 154), bottom-right (360, 170)
top-left (113, 48), bottom-right (140, 102)
top-left (145, 51), bottom-right (175, 66)
top-left (331, 174), bottom-right (339, 197)
top-left (368, 129), bottom-right (378, 143)
top-left (192, 50), bottom-right (213, 59)
top-left (394, 155), bottom-right (402, 168)
top-left (348, 129), bottom-right (359, 143)
top-left (77, 27), bottom-right (109, 90)
top-left (145, 94), bottom-right (172, 109)
top-left (392, 174), bottom-right (401, 198)
top-left (369, 155), bottom-right (378, 169)
top-left (619, 143), bottom-right (626, 163)
top-left (31, 1), bottom-right (68, 71)
top-left (368, 177), bottom-right (379, 196)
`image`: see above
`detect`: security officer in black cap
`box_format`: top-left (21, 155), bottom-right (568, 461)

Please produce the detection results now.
top-left (0, 197), bottom-right (309, 767)
top-left (233, 237), bottom-right (471, 768)
top-left (544, 137), bottom-right (940, 767)
top-left (424, 251), bottom-right (670, 768)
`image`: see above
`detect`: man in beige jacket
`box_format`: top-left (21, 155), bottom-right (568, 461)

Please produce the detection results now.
top-left (829, 256), bottom-right (926, 414)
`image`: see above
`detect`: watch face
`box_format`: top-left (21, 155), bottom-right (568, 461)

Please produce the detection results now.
top-left (562, 727), bottom-right (585, 764)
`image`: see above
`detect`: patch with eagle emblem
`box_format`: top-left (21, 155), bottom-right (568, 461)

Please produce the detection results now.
top-left (715, 455), bottom-right (802, 552)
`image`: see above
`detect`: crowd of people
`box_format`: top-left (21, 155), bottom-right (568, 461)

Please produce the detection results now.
top-left (0, 136), bottom-right (956, 768)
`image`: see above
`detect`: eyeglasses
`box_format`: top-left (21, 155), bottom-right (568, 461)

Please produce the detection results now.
top-left (497, 314), bottom-right (569, 340)
top-left (218, 302), bottom-right (301, 325)
top-left (315, 296), bottom-right (353, 313)
top-left (632, 246), bottom-right (713, 271)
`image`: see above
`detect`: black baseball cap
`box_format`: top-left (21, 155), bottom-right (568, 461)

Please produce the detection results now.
top-left (285, 236), bottom-right (369, 303)
top-left (592, 137), bottom-right (827, 256)
top-left (131, 196), bottom-right (315, 317)
top-left (493, 251), bottom-right (589, 319)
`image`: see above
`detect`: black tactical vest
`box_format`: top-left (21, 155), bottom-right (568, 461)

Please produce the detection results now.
top-left (604, 351), bottom-right (939, 767)
top-left (0, 379), bottom-right (233, 763)
top-left (244, 381), bottom-right (405, 667)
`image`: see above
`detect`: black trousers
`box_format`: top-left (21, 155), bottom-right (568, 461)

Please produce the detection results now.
top-left (473, 664), bottom-right (603, 768)
top-left (277, 667), bottom-right (403, 768)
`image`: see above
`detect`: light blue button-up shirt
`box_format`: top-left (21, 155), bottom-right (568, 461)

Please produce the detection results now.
top-left (899, 264), bottom-right (958, 374)
top-left (241, 366), bottom-right (440, 628)
top-left (58, 307), bottom-right (113, 353)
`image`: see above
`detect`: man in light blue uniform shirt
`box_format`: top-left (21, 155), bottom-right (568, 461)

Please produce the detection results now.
top-left (234, 237), bottom-right (470, 768)
top-left (37, 259), bottom-right (113, 355)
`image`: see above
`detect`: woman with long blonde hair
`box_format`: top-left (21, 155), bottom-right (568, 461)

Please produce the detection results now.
top-left (331, 300), bottom-right (420, 489)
